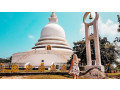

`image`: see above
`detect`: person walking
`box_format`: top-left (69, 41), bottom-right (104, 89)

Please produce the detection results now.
top-left (68, 54), bottom-right (80, 79)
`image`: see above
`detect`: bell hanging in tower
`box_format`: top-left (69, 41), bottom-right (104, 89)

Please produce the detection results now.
top-left (89, 13), bottom-right (93, 19)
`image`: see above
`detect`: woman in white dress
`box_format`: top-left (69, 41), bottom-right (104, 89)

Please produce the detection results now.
top-left (68, 54), bottom-right (80, 79)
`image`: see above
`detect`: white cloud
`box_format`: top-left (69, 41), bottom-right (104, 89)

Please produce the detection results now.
top-left (79, 23), bottom-right (85, 40)
top-left (80, 16), bottom-right (119, 42)
top-left (28, 35), bottom-right (35, 39)
top-left (98, 17), bottom-right (118, 38)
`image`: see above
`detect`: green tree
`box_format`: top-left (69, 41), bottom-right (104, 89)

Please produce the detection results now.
top-left (68, 36), bottom-right (119, 72)
top-left (0, 56), bottom-right (12, 63)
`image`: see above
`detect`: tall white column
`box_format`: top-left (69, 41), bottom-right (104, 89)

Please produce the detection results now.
top-left (93, 22), bottom-right (101, 65)
top-left (85, 24), bottom-right (92, 66)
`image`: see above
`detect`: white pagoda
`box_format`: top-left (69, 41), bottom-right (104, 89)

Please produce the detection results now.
top-left (12, 12), bottom-right (73, 70)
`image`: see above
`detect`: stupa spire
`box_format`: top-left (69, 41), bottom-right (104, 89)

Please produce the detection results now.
top-left (49, 12), bottom-right (58, 23)
top-left (50, 12), bottom-right (57, 18)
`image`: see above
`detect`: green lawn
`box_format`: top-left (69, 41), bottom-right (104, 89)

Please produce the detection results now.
top-left (4, 69), bottom-right (62, 73)
top-left (2, 72), bottom-right (120, 79)
top-left (1, 69), bottom-right (87, 79)
top-left (3, 69), bottom-right (120, 79)
top-left (107, 72), bottom-right (120, 76)
top-left (0, 74), bottom-right (87, 79)
top-left (23, 75), bottom-right (72, 79)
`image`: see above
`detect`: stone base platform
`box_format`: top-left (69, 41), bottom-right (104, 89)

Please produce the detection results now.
top-left (85, 65), bottom-right (104, 72)
top-left (82, 68), bottom-right (106, 79)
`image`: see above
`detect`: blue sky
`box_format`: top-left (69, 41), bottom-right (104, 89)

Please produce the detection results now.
top-left (0, 12), bottom-right (120, 58)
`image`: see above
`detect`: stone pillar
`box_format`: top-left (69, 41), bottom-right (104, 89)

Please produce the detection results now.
top-left (85, 24), bottom-right (92, 66)
top-left (83, 12), bottom-right (104, 72)
top-left (93, 22), bottom-right (101, 65)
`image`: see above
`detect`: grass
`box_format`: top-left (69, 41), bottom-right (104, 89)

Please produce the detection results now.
top-left (3, 69), bottom-right (120, 79)
top-left (106, 72), bottom-right (120, 79)
top-left (107, 72), bottom-right (120, 76)
top-left (1, 69), bottom-right (88, 79)
top-left (3, 69), bottom-right (62, 73)
top-left (23, 75), bottom-right (71, 79)
top-left (0, 74), bottom-right (87, 79)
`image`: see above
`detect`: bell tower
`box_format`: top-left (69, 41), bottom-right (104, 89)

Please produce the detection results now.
top-left (83, 12), bottom-right (104, 72)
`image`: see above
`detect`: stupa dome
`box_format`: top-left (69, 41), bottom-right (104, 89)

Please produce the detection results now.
top-left (41, 23), bottom-right (65, 39)
top-left (32, 12), bottom-right (72, 51)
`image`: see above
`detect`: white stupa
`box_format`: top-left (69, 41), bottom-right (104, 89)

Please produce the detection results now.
top-left (12, 12), bottom-right (73, 70)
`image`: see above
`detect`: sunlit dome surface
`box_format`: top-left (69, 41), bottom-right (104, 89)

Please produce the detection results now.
top-left (41, 23), bottom-right (65, 39)
top-left (32, 12), bottom-right (72, 51)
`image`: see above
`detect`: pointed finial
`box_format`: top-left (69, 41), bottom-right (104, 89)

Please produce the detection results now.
top-left (49, 12), bottom-right (58, 23)
top-left (50, 12), bottom-right (57, 18)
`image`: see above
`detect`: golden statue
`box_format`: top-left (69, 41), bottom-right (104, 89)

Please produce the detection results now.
top-left (50, 64), bottom-right (56, 72)
top-left (26, 64), bottom-right (32, 72)
top-left (47, 45), bottom-right (51, 50)
top-left (61, 64), bottom-right (66, 72)
top-left (0, 63), bottom-right (5, 72)
top-left (38, 63), bottom-right (45, 72)
top-left (11, 64), bottom-right (19, 72)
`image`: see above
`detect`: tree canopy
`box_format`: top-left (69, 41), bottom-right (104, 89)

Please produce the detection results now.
top-left (68, 36), bottom-right (120, 68)
top-left (0, 57), bottom-right (12, 63)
